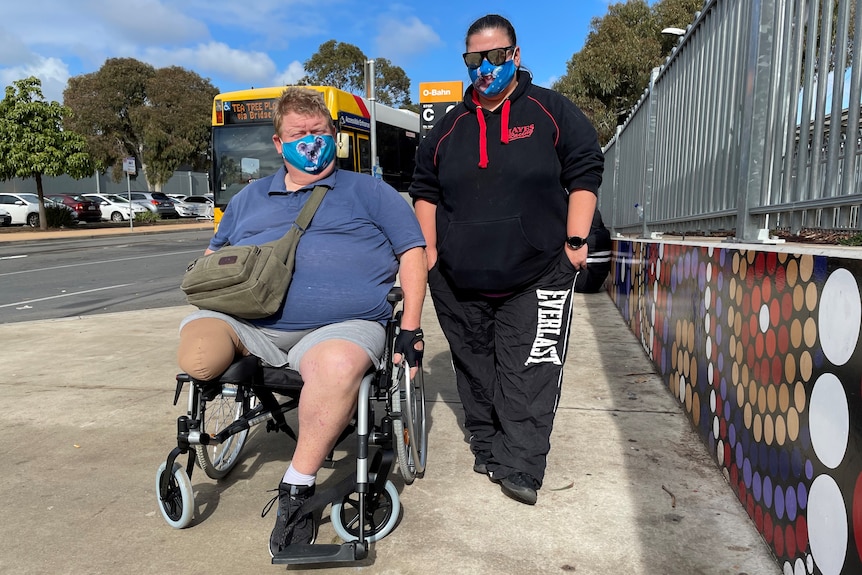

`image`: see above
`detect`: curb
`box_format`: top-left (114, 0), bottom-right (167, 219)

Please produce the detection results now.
top-left (0, 222), bottom-right (213, 244)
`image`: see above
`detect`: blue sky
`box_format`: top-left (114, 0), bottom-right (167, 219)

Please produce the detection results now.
top-left (0, 0), bottom-right (616, 106)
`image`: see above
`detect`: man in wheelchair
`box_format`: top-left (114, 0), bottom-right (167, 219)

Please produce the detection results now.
top-left (175, 87), bottom-right (427, 556)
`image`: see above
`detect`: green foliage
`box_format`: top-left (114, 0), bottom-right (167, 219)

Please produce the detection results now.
top-left (300, 40), bottom-right (365, 94)
top-left (839, 233), bottom-right (862, 246)
top-left (369, 58), bottom-right (412, 107)
top-left (552, 0), bottom-right (703, 144)
top-left (0, 77), bottom-right (93, 182)
top-left (45, 204), bottom-right (77, 228)
top-left (63, 58), bottom-right (217, 187)
top-left (134, 210), bottom-right (161, 224)
top-left (63, 58), bottom-right (154, 180)
top-left (138, 66), bottom-right (218, 186)
top-left (299, 40), bottom-right (413, 108)
top-left (0, 76), bottom-right (94, 230)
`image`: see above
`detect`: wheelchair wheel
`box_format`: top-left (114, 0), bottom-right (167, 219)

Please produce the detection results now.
top-left (195, 384), bottom-right (255, 480)
top-left (392, 361), bottom-right (427, 483)
top-left (331, 480), bottom-right (401, 543)
top-left (156, 461), bottom-right (194, 529)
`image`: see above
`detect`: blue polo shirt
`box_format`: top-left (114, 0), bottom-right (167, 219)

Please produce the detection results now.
top-left (211, 167), bottom-right (425, 330)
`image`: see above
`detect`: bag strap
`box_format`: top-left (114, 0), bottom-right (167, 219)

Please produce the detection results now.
top-left (293, 185), bottom-right (328, 232)
top-left (270, 184), bottom-right (328, 262)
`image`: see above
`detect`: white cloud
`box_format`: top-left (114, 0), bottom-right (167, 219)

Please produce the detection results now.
top-left (143, 42), bottom-right (276, 88)
top-left (374, 16), bottom-right (441, 61)
top-left (273, 61), bottom-right (306, 86)
top-left (97, 0), bottom-right (209, 45)
top-left (0, 57), bottom-right (70, 103)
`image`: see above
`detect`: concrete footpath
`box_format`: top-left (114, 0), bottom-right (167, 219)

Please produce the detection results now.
top-left (0, 226), bottom-right (780, 574)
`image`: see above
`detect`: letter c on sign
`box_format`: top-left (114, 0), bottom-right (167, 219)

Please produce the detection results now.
top-left (422, 108), bottom-right (435, 122)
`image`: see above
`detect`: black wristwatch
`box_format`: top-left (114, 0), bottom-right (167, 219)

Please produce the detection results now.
top-left (566, 235), bottom-right (587, 250)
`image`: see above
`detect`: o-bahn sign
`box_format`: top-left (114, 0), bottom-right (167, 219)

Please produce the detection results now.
top-left (419, 81), bottom-right (463, 138)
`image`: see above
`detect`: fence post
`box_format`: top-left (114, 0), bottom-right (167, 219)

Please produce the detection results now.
top-left (735, 0), bottom-right (777, 242)
top-left (641, 67), bottom-right (660, 238)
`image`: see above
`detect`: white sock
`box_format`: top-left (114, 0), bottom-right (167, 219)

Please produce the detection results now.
top-left (282, 464), bottom-right (316, 487)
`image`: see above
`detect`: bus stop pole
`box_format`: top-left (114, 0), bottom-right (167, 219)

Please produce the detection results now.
top-left (365, 59), bottom-right (381, 179)
top-left (123, 156), bottom-right (136, 230)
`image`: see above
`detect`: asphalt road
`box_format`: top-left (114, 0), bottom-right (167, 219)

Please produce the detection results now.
top-left (0, 229), bottom-right (212, 323)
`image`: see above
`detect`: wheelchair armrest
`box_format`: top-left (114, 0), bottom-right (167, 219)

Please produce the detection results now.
top-left (387, 287), bottom-right (403, 304)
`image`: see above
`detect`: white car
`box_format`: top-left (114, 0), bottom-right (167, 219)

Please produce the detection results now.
top-left (167, 196), bottom-right (199, 217)
top-left (83, 193), bottom-right (148, 222)
top-left (182, 195), bottom-right (214, 218)
top-left (0, 192), bottom-right (42, 226)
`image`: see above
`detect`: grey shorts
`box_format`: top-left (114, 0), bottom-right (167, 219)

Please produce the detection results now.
top-left (180, 311), bottom-right (386, 369)
top-left (263, 320), bottom-right (386, 369)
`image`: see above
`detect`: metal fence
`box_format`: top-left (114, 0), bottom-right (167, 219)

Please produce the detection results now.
top-left (0, 170), bottom-right (210, 198)
top-left (599, 0), bottom-right (862, 240)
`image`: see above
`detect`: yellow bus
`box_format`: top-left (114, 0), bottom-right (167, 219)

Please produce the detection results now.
top-left (210, 85), bottom-right (420, 226)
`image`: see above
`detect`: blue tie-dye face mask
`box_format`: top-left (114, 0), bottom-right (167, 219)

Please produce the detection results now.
top-left (468, 59), bottom-right (516, 97)
top-left (280, 134), bottom-right (335, 174)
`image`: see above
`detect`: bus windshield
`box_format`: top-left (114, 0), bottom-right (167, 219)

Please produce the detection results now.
top-left (212, 124), bottom-right (282, 209)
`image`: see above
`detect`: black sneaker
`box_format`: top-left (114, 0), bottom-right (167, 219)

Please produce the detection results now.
top-left (263, 483), bottom-right (317, 556)
top-left (473, 452), bottom-right (493, 475)
top-left (499, 472), bottom-right (539, 505)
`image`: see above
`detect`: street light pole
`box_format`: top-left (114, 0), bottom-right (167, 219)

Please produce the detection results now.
top-left (365, 59), bottom-right (381, 179)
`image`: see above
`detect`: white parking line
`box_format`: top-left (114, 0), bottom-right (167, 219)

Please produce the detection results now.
top-left (0, 284), bottom-right (135, 308)
top-left (0, 255), bottom-right (27, 260)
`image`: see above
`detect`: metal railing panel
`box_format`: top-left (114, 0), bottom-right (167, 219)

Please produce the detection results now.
top-left (599, 0), bottom-right (862, 239)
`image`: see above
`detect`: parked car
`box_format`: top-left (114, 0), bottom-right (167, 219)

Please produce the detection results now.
top-left (184, 195), bottom-right (213, 206)
top-left (82, 193), bottom-right (148, 222)
top-left (167, 196), bottom-right (199, 218)
top-left (0, 192), bottom-right (42, 226)
top-left (0, 207), bottom-right (11, 226)
top-left (45, 197), bottom-right (78, 222)
top-left (182, 194), bottom-right (214, 219)
top-left (127, 191), bottom-right (179, 219)
top-left (46, 194), bottom-right (102, 223)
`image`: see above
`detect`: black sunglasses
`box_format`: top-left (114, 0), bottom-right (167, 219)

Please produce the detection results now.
top-left (462, 46), bottom-right (515, 69)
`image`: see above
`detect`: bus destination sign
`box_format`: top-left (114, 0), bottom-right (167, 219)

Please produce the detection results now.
top-left (223, 98), bottom-right (278, 124)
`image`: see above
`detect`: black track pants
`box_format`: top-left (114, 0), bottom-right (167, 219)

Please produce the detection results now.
top-left (429, 252), bottom-right (577, 486)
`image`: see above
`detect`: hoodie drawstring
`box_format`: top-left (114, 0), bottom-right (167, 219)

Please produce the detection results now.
top-left (500, 99), bottom-right (511, 144)
top-left (472, 93), bottom-right (511, 169)
top-left (475, 105), bottom-right (489, 168)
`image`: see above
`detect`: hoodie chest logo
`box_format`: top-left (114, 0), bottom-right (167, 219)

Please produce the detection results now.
top-left (509, 124), bottom-right (535, 141)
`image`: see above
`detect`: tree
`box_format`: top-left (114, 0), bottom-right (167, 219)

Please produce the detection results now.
top-left (138, 66), bottom-right (218, 186)
top-left (63, 58), bottom-right (153, 181)
top-left (300, 40), bottom-right (414, 108)
top-left (63, 58), bottom-right (217, 188)
top-left (0, 77), bottom-right (93, 230)
top-left (553, 0), bottom-right (702, 144)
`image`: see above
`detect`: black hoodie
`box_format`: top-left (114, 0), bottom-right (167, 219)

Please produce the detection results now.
top-left (409, 71), bottom-right (605, 293)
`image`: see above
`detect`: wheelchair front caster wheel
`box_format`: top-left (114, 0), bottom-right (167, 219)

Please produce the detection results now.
top-left (331, 480), bottom-right (401, 543)
top-left (156, 461), bottom-right (194, 529)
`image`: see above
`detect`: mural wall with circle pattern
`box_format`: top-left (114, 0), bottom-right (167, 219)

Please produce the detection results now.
top-left (610, 240), bottom-right (862, 575)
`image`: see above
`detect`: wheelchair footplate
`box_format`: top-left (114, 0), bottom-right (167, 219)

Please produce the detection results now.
top-left (272, 450), bottom-right (395, 564)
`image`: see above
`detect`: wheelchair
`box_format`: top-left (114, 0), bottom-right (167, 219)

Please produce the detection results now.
top-left (155, 288), bottom-right (428, 565)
